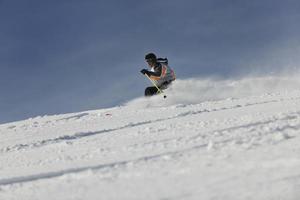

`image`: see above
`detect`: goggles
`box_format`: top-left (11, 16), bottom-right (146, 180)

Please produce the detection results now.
top-left (146, 59), bottom-right (155, 63)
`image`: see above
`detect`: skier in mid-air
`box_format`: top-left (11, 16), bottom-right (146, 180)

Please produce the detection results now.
top-left (140, 53), bottom-right (176, 96)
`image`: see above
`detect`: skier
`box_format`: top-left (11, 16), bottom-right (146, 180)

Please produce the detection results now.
top-left (140, 53), bottom-right (176, 96)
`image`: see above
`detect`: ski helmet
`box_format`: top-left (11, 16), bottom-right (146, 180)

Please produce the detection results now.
top-left (145, 53), bottom-right (157, 63)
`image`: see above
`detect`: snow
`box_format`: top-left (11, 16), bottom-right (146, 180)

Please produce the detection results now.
top-left (1, 76), bottom-right (300, 200)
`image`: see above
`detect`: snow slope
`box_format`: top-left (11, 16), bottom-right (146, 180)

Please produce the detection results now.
top-left (1, 76), bottom-right (300, 200)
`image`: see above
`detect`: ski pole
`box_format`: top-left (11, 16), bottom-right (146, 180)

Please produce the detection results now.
top-left (144, 74), bottom-right (167, 98)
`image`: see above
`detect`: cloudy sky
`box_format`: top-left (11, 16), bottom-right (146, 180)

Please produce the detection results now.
top-left (1, 0), bottom-right (300, 123)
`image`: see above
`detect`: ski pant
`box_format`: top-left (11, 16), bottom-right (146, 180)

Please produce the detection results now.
top-left (144, 81), bottom-right (172, 97)
top-left (145, 86), bottom-right (159, 96)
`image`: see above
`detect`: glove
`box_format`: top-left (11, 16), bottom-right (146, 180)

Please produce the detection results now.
top-left (140, 69), bottom-right (148, 75)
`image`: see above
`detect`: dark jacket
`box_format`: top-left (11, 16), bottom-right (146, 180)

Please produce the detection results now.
top-left (147, 61), bottom-right (176, 87)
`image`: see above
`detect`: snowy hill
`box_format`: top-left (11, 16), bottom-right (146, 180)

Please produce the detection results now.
top-left (1, 76), bottom-right (300, 200)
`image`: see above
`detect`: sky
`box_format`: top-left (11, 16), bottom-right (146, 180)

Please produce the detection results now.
top-left (1, 0), bottom-right (300, 124)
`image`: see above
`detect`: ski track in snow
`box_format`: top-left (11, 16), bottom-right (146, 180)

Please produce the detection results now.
top-left (1, 95), bottom-right (299, 154)
top-left (1, 78), bottom-right (300, 199)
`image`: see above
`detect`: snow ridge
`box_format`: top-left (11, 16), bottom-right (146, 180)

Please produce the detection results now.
top-left (1, 76), bottom-right (300, 200)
